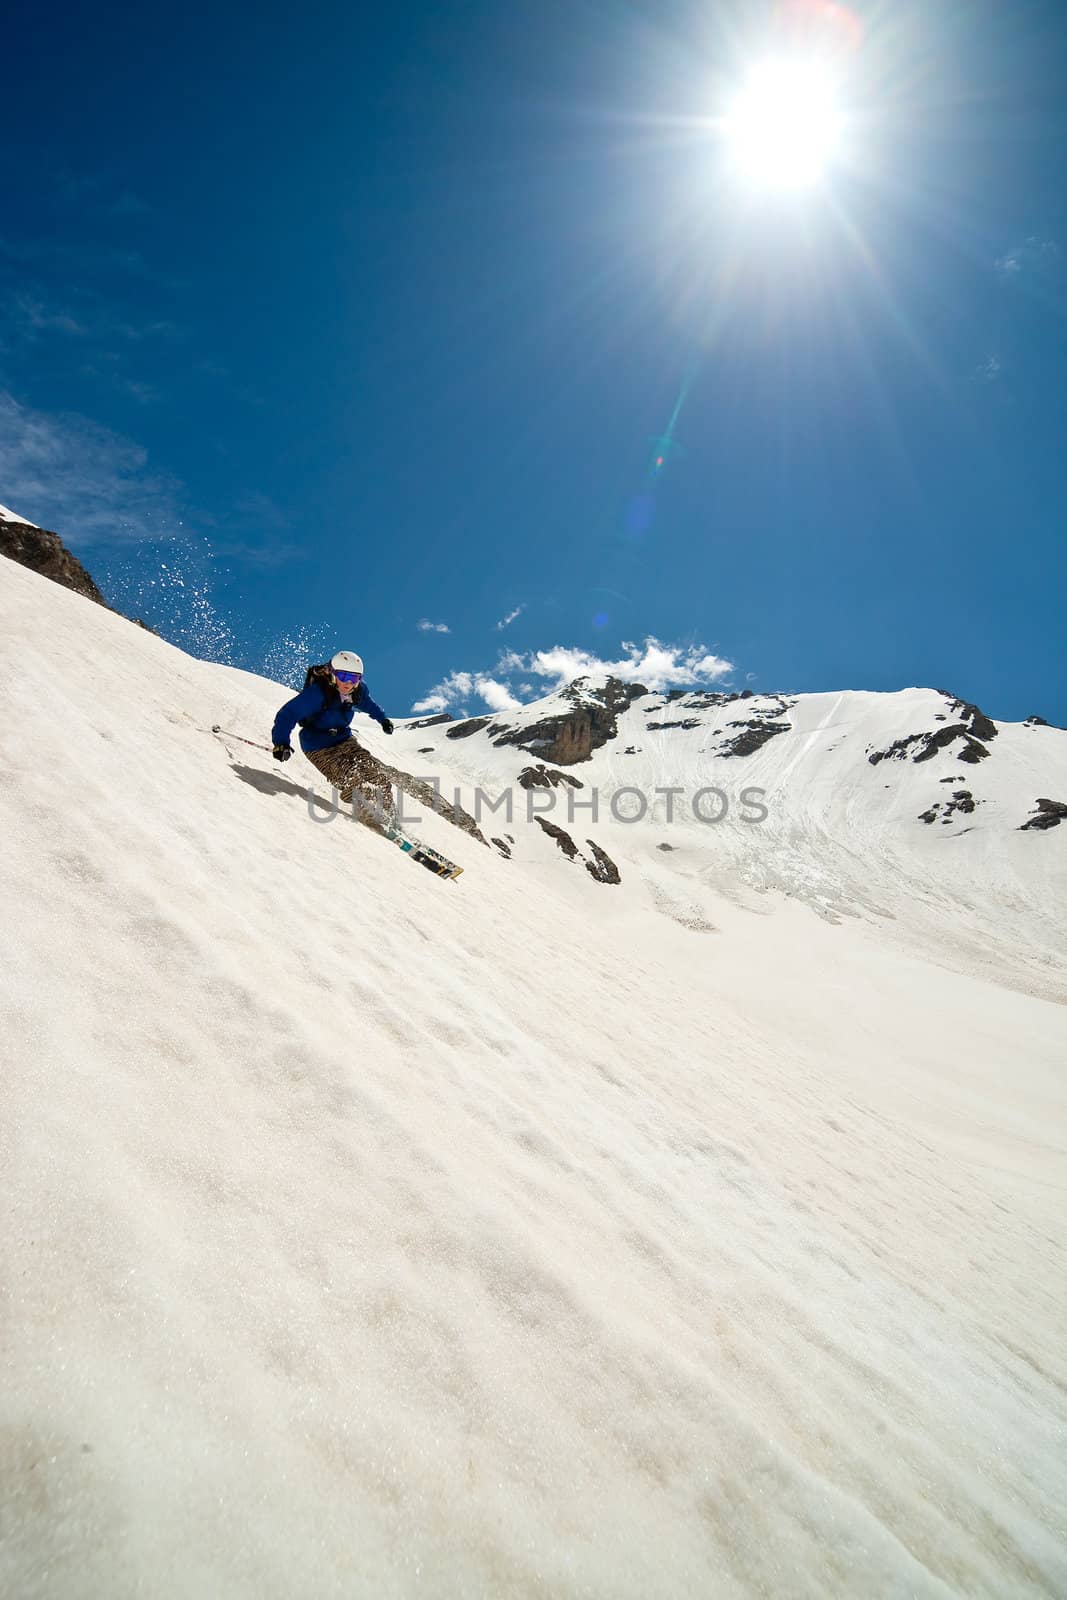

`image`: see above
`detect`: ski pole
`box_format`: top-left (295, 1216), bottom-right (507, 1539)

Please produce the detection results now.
top-left (211, 724), bottom-right (273, 753)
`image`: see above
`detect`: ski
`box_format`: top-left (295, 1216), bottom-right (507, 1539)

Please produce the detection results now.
top-left (381, 823), bottom-right (463, 881)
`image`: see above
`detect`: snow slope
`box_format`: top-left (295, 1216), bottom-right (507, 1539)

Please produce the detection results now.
top-left (390, 680), bottom-right (1067, 1005)
top-left (0, 502), bottom-right (35, 525)
top-left (2, 551), bottom-right (1066, 1599)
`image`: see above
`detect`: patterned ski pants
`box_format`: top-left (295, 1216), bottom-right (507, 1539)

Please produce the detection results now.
top-left (303, 740), bottom-right (396, 827)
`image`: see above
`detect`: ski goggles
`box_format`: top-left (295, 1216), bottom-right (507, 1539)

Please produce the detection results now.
top-left (334, 669), bottom-right (362, 686)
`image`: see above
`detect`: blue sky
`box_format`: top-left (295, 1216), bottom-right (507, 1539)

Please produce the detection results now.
top-left (2, 0), bottom-right (1065, 722)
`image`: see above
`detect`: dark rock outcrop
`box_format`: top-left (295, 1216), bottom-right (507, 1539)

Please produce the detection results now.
top-left (870, 725), bottom-right (989, 767)
top-left (716, 721), bottom-right (791, 758)
top-left (532, 818), bottom-right (620, 883)
top-left (0, 515), bottom-right (107, 605)
top-left (491, 837), bottom-right (512, 858)
top-left (584, 840), bottom-right (621, 885)
top-left (408, 713), bottom-right (454, 730)
top-left (446, 716), bottom-right (493, 740)
top-left (667, 689), bottom-right (729, 709)
top-left (517, 765), bottom-right (583, 791)
top-left (1024, 716), bottom-right (1050, 728)
top-left (1019, 798), bottom-right (1067, 832)
top-left (646, 719), bottom-right (702, 731)
top-left (491, 676), bottom-right (647, 765)
top-left (956, 739), bottom-right (989, 765)
top-left (873, 696), bottom-right (999, 770)
top-left (0, 509), bottom-right (156, 633)
top-left (918, 790), bottom-right (978, 826)
top-left (535, 817), bottom-right (579, 859)
top-left (943, 696), bottom-right (999, 743)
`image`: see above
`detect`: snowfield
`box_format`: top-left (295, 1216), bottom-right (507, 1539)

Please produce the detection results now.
top-left (2, 551), bottom-right (1066, 1599)
top-left (0, 503), bottom-right (35, 525)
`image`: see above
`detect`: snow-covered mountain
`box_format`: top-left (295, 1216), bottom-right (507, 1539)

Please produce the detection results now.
top-left (0, 499), bottom-right (110, 608)
top-left (3, 548), bottom-right (1066, 1599)
top-left (388, 675), bottom-right (1067, 1002)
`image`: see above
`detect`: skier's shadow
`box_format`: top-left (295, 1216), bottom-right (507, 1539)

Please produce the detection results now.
top-left (228, 762), bottom-right (315, 803)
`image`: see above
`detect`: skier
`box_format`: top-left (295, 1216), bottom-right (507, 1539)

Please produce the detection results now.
top-left (271, 650), bottom-right (396, 819)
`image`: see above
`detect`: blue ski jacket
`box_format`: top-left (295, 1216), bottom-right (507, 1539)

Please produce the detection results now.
top-left (272, 680), bottom-right (390, 753)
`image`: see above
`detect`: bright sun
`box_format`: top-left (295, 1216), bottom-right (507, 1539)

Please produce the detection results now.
top-left (723, 60), bottom-right (842, 189)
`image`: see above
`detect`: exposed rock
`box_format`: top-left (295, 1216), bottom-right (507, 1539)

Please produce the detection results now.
top-left (656, 841), bottom-right (675, 851)
top-left (1019, 798), bottom-right (1067, 832)
top-left (870, 725), bottom-right (988, 767)
top-left (919, 790), bottom-right (978, 826)
top-left (446, 716), bottom-right (493, 740)
top-left (584, 840), bottom-right (621, 885)
top-left (0, 511), bottom-right (158, 632)
top-left (943, 696), bottom-right (998, 743)
top-left (1024, 715), bottom-right (1050, 728)
top-left (408, 713), bottom-right (454, 729)
top-left (873, 696), bottom-right (998, 770)
top-left (1, 516), bottom-right (108, 605)
top-left (956, 738), bottom-right (989, 765)
top-left (671, 690), bottom-right (730, 710)
top-left (491, 676), bottom-right (647, 765)
top-left (535, 817), bottom-right (579, 859)
top-left (491, 837), bottom-right (512, 859)
top-left (417, 746), bottom-right (435, 754)
top-left (716, 721), bottom-right (791, 758)
top-left (517, 765), bottom-right (584, 791)
top-left (646, 719), bottom-right (702, 731)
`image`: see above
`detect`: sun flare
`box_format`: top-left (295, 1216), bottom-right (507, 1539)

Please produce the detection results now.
top-left (723, 60), bottom-right (842, 189)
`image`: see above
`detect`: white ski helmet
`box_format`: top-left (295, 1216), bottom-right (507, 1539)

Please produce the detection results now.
top-left (330, 650), bottom-right (364, 676)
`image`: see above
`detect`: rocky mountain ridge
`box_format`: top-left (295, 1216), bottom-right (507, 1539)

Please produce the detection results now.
top-left (0, 500), bottom-right (153, 632)
top-left (0, 502), bottom-right (108, 607)
top-left (403, 674), bottom-right (1065, 837)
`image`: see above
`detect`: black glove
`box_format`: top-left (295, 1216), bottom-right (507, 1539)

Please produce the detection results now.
top-left (380, 718), bottom-right (394, 736)
top-left (272, 743), bottom-right (293, 762)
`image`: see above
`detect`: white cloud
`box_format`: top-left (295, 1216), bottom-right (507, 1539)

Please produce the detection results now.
top-left (477, 678), bottom-right (522, 712)
top-left (495, 604), bottom-right (524, 630)
top-left (411, 635), bottom-right (734, 716)
top-left (411, 693), bottom-right (450, 715)
top-left (410, 667), bottom-right (522, 716)
top-left (524, 637), bottom-right (733, 691)
top-left (977, 355), bottom-right (1002, 383)
top-left (0, 389), bottom-right (180, 544)
top-left (995, 237), bottom-right (1058, 277)
top-left (417, 618), bottom-right (450, 634)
